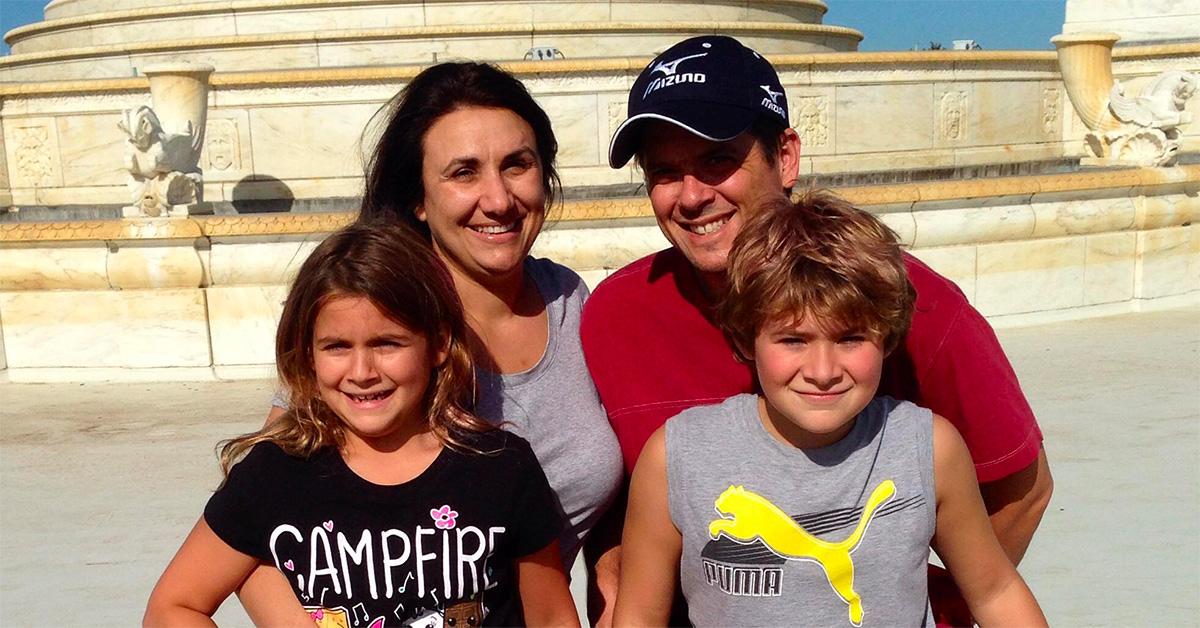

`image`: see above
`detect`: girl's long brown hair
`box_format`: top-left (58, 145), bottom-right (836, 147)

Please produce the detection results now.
top-left (218, 221), bottom-right (491, 475)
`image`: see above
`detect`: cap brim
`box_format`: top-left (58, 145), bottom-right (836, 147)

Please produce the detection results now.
top-left (607, 101), bottom-right (759, 168)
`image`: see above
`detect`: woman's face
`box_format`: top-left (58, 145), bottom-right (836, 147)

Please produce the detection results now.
top-left (416, 106), bottom-right (547, 282)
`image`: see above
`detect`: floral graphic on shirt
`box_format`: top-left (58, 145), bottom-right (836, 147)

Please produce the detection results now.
top-left (430, 505), bottom-right (459, 530)
top-left (305, 605), bottom-right (384, 628)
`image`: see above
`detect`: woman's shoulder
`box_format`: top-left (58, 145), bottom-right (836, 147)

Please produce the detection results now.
top-left (525, 256), bottom-right (589, 301)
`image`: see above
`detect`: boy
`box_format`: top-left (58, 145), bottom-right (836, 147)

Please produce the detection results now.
top-left (612, 191), bottom-right (1046, 626)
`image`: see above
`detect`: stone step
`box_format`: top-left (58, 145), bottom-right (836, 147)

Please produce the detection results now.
top-left (12, 0), bottom-right (835, 54)
top-left (0, 20), bottom-right (861, 82)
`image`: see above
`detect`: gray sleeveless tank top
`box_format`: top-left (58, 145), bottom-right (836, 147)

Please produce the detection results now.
top-left (666, 394), bottom-right (936, 627)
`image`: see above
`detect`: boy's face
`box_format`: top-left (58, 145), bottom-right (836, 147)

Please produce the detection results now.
top-left (752, 315), bottom-right (885, 449)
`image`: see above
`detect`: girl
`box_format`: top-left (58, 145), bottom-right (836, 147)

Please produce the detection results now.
top-left (145, 223), bottom-right (580, 627)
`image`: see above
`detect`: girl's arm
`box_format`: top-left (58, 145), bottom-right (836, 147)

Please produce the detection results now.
top-left (517, 540), bottom-right (580, 627)
top-left (612, 427), bottom-right (681, 627)
top-left (143, 517), bottom-right (261, 627)
top-left (237, 564), bottom-right (315, 627)
top-left (929, 415), bottom-right (1048, 626)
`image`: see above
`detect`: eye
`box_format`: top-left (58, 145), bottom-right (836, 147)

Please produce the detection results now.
top-left (645, 167), bottom-right (679, 185)
top-left (838, 334), bottom-right (867, 346)
top-left (318, 341), bottom-right (350, 353)
top-left (504, 157), bottom-right (536, 175)
top-left (450, 167), bottom-right (477, 181)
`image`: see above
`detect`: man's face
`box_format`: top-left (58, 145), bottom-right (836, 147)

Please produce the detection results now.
top-left (639, 122), bottom-right (799, 285)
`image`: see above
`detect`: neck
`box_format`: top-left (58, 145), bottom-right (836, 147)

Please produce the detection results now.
top-left (757, 396), bottom-right (855, 450)
top-left (449, 264), bottom-right (530, 321)
top-left (695, 267), bottom-right (728, 303)
top-left (342, 425), bottom-right (441, 485)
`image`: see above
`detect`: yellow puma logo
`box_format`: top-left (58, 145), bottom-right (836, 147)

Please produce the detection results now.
top-left (708, 481), bottom-right (896, 626)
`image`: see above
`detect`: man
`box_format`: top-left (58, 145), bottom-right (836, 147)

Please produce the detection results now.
top-left (581, 35), bottom-right (1052, 625)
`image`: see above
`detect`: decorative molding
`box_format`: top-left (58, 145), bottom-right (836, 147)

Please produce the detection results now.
top-left (197, 212), bottom-right (353, 237)
top-left (938, 90), bottom-right (968, 142)
top-left (791, 96), bottom-right (830, 149)
top-left (0, 218), bottom-right (202, 242)
top-left (1042, 87), bottom-right (1061, 135)
top-left (2, 167), bottom-right (1194, 243)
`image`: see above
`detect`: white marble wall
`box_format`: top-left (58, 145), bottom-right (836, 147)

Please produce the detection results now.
top-left (0, 55), bottom-right (1090, 208)
top-left (1064, 0), bottom-right (1200, 45)
top-left (6, 48), bottom-right (1199, 207)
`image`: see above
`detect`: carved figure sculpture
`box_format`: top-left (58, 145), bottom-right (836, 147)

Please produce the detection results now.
top-left (117, 105), bottom-right (202, 217)
top-left (1087, 71), bottom-right (1199, 166)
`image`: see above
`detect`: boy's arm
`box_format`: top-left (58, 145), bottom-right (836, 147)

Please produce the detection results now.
top-left (612, 428), bottom-right (681, 627)
top-left (518, 541), bottom-right (581, 627)
top-left (143, 517), bottom-right (262, 627)
top-left (236, 564), bottom-right (314, 627)
top-left (929, 415), bottom-right (1047, 626)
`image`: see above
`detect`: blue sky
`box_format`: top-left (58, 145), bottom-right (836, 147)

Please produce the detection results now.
top-left (1, 0), bottom-right (1066, 56)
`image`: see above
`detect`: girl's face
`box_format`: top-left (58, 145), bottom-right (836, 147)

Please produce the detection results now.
top-left (752, 314), bottom-right (885, 449)
top-left (312, 295), bottom-right (446, 452)
top-left (416, 106), bottom-right (547, 282)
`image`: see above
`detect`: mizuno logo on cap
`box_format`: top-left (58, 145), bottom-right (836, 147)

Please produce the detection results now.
top-left (651, 53), bottom-right (707, 77)
top-left (760, 85), bottom-right (782, 103)
top-left (644, 52), bottom-right (709, 98)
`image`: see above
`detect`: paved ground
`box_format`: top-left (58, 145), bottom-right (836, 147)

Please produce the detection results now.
top-left (1, 307), bottom-right (1197, 626)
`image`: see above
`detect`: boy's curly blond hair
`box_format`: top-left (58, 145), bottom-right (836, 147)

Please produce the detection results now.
top-left (716, 189), bottom-right (915, 358)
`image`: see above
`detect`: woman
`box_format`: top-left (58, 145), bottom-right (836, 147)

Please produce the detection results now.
top-left (256, 62), bottom-right (622, 613)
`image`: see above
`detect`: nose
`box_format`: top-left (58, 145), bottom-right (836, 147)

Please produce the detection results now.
top-left (478, 170), bottom-right (515, 215)
top-left (676, 173), bottom-right (715, 215)
top-left (802, 343), bottom-right (844, 390)
top-left (347, 348), bottom-right (381, 387)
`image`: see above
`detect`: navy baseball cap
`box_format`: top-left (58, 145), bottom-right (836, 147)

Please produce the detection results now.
top-left (608, 35), bottom-right (789, 168)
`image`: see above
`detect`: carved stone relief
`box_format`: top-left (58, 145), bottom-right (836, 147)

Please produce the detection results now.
top-left (205, 119), bottom-right (241, 172)
top-left (1042, 87), bottom-right (1061, 135)
top-left (14, 125), bottom-right (57, 187)
top-left (791, 96), bottom-right (830, 149)
top-left (939, 91), bottom-right (968, 141)
top-left (607, 99), bottom-right (628, 155)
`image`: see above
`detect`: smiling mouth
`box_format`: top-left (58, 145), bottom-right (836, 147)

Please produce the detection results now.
top-left (797, 390), bottom-right (849, 401)
top-left (470, 221), bottom-right (519, 235)
top-left (344, 390), bottom-right (394, 403)
top-left (683, 216), bottom-right (730, 235)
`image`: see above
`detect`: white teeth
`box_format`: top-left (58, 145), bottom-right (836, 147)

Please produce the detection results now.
top-left (349, 391), bottom-right (391, 402)
top-left (686, 217), bottom-right (729, 235)
top-left (472, 222), bottom-right (517, 235)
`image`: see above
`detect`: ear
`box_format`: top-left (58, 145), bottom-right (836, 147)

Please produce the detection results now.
top-left (432, 334), bottom-right (452, 368)
top-left (414, 204), bottom-right (428, 223)
top-left (731, 336), bottom-right (755, 364)
top-left (777, 127), bottom-right (802, 190)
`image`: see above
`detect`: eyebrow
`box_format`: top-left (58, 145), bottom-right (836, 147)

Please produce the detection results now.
top-left (440, 146), bottom-right (538, 173)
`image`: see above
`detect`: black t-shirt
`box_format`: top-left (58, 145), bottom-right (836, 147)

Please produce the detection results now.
top-left (204, 430), bottom-right (562, 627)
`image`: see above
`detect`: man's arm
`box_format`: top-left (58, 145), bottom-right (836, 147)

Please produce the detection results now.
top-left (980, 446), bottom-right (1053, 565)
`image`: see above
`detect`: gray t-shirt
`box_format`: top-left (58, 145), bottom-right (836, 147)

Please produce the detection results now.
top-left (272, 257), bottom-right (622, 570)
top-left (472, 257), bottom-right (623, 569)
top-left (667, 394), bottom-right (936, 627)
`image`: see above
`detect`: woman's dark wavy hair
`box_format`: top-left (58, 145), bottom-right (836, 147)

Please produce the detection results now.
top-left (358, 62), bottom-right (561, 237)
top-left (218, 222), bottom-right (491, 476)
